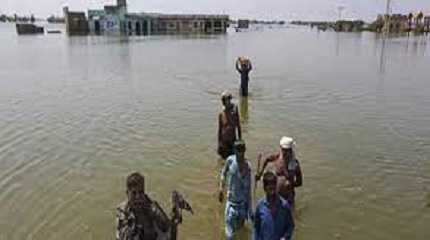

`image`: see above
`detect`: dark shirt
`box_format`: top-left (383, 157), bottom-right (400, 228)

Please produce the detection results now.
top-left (236, 62), bottom-right (252, 84)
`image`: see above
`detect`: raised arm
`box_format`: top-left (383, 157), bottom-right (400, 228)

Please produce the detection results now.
top-left (236, 60), bottom-right (243, 74)
top-left (255, 153), bottom-right (279, 181)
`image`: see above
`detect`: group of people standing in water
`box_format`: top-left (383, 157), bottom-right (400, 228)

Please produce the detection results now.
top-left (218, 57), bottom-right (303, 240)
top-left (115, 57), bottom-right (303, 240)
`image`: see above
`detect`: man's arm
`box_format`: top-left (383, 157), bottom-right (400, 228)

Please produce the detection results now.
top-left (283, 204), bottom-right (295, 240)
top-left (294, 160), bottom-right (303, 187)
top-left (255, 153), bottom-right (279, 181)
top-left (252, 203), bottom-right (261, 240)
top-left (116, 207), bottom-right (131, 240)
top-left (247, 163), bottom-right (253, 221)
top-left (218, 113), bottom-right (223, 143)
top-left (235, 106), bottom-right (242, 140)
top-left (248, 62), bottom-right (253, 72)
top-left (152, 201), bottom-right (171, 233)
top-left (219, 158), bottom-right (231, 202)
top-left (236, 60), bottom-right (243, 74)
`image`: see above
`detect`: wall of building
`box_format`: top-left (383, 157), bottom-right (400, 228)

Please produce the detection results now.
top-left (151, 16), bottom-right (228, 35)
top-left (63, 7), bottom-right (89, 35)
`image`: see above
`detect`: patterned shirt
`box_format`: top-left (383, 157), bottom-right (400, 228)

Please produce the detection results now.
top-left (220, 155), bottom-right (252, 213)
top-left (116, 196), bottom-right (170, 240)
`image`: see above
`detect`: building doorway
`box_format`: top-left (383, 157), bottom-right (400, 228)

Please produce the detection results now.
top-left (136, 22), bottom-right (141, 35)
top-left (204, 21), bottom-right (212, 33)
top-left (142, 20), bottom-right (148, 35)
top-left (94, 20), bottom-right (101, 34)
top-left (128, 21), bottom-right (132, 35)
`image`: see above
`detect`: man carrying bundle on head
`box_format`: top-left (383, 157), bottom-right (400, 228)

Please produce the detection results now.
top-left (235, 57), bottom-right (253, 97)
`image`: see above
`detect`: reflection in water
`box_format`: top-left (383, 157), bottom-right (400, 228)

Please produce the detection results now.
top-left (379, 36), bottom-right (387, 76)
top-left (239, 96), bottom-right (249, 124)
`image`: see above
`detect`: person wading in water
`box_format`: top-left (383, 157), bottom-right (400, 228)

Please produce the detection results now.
top-left (116, 172), bottom-right (193, 240)
top-left (255, 137), bottom-right (303, 207)
top-left (219, 140), bottom-right (253, 240)
top-left (235, 57), bottom-right (253, 97)
top-left (218, 91), bottom-right (242, 160)
top-left (253, 171), bottom-right (295, 240)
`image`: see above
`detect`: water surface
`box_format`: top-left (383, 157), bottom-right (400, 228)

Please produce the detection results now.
top-left (0, 23), bottom-right (429, 239)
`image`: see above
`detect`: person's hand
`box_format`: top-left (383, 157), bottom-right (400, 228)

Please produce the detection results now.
top-left (255, 172), bottom-right (262, 182)
top-left (218, 190), bottom-right (224, 203)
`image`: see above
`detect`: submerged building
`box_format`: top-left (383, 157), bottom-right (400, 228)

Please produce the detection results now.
top-left (66, 0), bottom-right (229, 36)
top-left (63, 7), bottom-right (89, 35)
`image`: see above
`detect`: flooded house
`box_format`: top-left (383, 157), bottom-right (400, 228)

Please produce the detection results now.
top-left (63, 7), bottom-right (89, 35)
top-left (67, 0), bottom-right (229, 36)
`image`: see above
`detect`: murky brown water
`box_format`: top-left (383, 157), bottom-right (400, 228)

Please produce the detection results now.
top-left (0, 23), bottom-right (429, 240)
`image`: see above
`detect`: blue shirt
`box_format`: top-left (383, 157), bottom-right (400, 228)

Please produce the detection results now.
top-left (220, 155), bottom-right (252, 211)
top-left (253, 196), bottom-right (295, 240)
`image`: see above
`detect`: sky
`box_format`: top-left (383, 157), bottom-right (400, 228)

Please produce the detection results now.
top-left (2, 0), bottom-right (430, 21)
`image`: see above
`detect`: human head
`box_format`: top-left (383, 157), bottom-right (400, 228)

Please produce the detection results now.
top-left (221, 91), bottom-right (233, 107)
top-left (263, 171), bottom-right (277, 200)
top-left (234, 140), bottom-right (246, 161)
top-left (280, 136), bottom-right (294, 162)
top-left (126, 172), bottom-right (146, 208)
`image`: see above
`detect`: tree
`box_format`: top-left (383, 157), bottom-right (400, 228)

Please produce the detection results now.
top-left (417, 12), bottom-right (424, 27)
top-left (408, 13), bottom-right (414, 30)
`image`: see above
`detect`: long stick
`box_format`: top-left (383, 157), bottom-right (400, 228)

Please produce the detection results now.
top-left (253, 154), bottom-right (262, 204)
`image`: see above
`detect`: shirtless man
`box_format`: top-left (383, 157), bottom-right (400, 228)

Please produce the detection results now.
top-left (217, 91), bottom-right (242, 159)
top-left (255, 137), bottom-right (303, 206)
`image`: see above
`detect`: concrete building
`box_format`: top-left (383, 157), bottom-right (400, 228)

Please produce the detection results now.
top-left (63, 7), bottom-right (89, 35)
top-left (83, 0), bottom-right (228, 36)
top-left (149, 14), bottom-right (229, 34)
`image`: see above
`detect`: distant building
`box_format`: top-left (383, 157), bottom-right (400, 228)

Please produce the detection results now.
top-left (67, 0), bottom-right (229, 36)
top-left (148, 14), bottom-right (229, 35)
top-left (237, 19), bottom-right (250, 29)
top-left (334, 20), bottom-right (365, 32)
top-left (63, 7), bottom-right (89, 35)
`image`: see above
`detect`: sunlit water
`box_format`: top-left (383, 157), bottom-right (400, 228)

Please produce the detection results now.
top-left (0, 22), bottom-right (429, 240)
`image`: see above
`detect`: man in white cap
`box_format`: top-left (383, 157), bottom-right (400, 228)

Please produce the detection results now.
top-left (217, 91), bottom-right (242, 159)
top-left (255, 137), bottom-right (303, 206)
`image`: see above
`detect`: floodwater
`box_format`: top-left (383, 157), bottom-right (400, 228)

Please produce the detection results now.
top-left (0, 22), bottom-right (429, 240)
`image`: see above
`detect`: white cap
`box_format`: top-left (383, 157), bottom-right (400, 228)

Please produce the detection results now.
top-left (221, 91), bottom-right (233, 100)
top-left (280, 136), bottom-right (294, 149)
